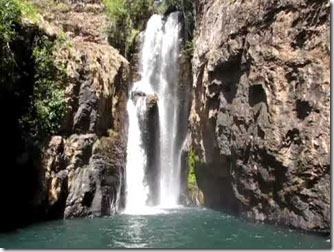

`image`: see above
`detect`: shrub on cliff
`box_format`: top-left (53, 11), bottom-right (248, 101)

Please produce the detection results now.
top-left (103, 0), bottom-right (194, 58)
top-left (103, 0), bottom-right (155, 57)
top-left (0, 0), bottom-right (21, 89)
top-left (22, 35), bottom-right (67, 142)
top-left (0, 0), bottom-right (66, 146)
top-left (188, 148), bottom-right (199, 188)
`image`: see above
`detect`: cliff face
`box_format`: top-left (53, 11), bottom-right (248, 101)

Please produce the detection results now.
top-left (1, 0), bottom-right (129, 229)
top-left (190, 0), bottom-right (330, 232)
top-left (40, 0), bottom-right (129, 218)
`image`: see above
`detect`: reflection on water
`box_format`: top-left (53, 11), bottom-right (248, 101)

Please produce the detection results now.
top-left (122, 206), bottom-right (168, 216)
top-left (126, 217), bottom-right (147, 248)
top-left (0, 207), bottom-right (330, 249)
top-left (108, 215), bottom-right (149, 248)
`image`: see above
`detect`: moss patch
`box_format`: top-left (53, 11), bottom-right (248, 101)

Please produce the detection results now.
top-left (187, 148), bottom-right (204, 205)
top-left (188, 148), bottom-right (199, 188)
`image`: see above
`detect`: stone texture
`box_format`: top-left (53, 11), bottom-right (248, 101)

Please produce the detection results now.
top-left (177, 16), bottom-right (195, 205)
top-left (190, 0), bottom-right (330, 232)
top-left (129, 31), bottom-right (144, 83)
top-left (32, 0), bottom-right (109, 44)
top-left (0, 0), bottom-right (128, 230)
top-left (37, 0), bottom-right (129, 218)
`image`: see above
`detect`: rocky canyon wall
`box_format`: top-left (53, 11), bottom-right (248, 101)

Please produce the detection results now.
top-left (1, 0), bottom-right (129, 230)
top-left (190, 0), bottom-right (330, 232)
top-left (40, 0), bottom-right (129, 219)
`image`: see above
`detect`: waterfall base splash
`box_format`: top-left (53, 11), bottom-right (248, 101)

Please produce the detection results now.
top-left (122, 206), bottom-right (168, 216)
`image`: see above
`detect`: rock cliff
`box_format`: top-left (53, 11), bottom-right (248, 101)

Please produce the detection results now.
top-left (40, 0), bottom-right (129, 218)
top-left (1, 0), bottom-right (129, 230)
top-left (190, 0), bottom-right (330, 232)
top-left (1, 0), bottom-right (330, 235)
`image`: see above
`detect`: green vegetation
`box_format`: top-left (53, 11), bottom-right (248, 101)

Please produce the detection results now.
top-left (0, 0), bottom-right (20, 43)
top-left (1, 0), bottom-right (67, 145)
top-left (0, 0), bottom-right (21, 90)
top-left (103, 0), bottom-right (128, 49)
top-left (24, 35), bottom-right (67, 141)
top-left (188, 148), bottom-right (199, 188)
top-left (103, 0), bottom-right (194, 58)
top-left (103, 0), bottom-right (155, 57)
top-left (29, 0), bottom-right (71, 14)
top-left (181, 39), bottom-right (194, 58)
top-left (103, 0), bottom-right (127, 17)
top-left (12, 0), bottom-right (40, 22)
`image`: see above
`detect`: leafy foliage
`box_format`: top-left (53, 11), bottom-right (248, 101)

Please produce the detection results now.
top-left (26, 35), bottom-right (66, 141)
top-left (103, 0), bottom-right (129, 55)
top-left (103, 0), bottom-right (155, 57)
top-left (188, 148), bottom-right (199, 188)
top-left (0, 0), bottom-right (20, 43)
top-left (103, 0), bottom-right (194, 58)
top-left (1, 0), bottom-right (67, 146)
top-left (103, 0), bottom-right (127, 18)
top-left (0, 0), bottom-right (21, 89)
top-left (181, 39), bottom-right (194, 58)
top-left (12, 0), bottom-right (40, 22)
top-left (0, 0), bottom-right (41, 90)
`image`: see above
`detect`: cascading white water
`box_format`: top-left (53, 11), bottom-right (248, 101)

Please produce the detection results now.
top-left (157, 13), bottom-right (182, 207)
top-left (124, 95), bottom-right (149, 214)
top-left (124, 12), bottom-right (183, 213)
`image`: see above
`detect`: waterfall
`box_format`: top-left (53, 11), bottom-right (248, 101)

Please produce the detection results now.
top-left (157, 13), bottom-right (182, 207)
top-left (124, 12), bottom-right (183, 213)
top-left (124, 94), bottom-right (149, 213)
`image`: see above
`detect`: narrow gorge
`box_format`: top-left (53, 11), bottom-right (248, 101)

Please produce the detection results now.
top-left (0, 0), bottom-right (330, 249)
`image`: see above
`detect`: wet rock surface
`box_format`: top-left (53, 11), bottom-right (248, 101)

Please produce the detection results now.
top-left (129, 92), bottom-right (160, 205)
top-left (141, 94), bottom-right (160, 205)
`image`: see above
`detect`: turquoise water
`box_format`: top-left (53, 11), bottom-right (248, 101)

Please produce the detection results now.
top-left (0, 207), bottom-right (330, 249)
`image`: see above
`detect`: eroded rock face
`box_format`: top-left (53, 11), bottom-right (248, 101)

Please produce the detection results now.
top-left (179, 51), bottom-right (199, 206)
top-left (191, 0), bottom-right (330, 232)
top-left (39, 0), bottom-right (129, 218)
